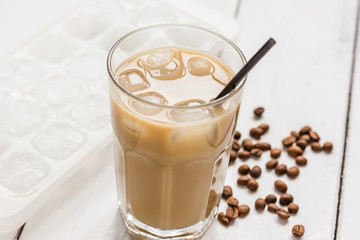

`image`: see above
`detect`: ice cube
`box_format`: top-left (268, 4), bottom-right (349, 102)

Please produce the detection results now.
top-left (174, 99), bottom-right (205, 106)
top-left (116, 69), bottom-right (150, 93)
top-left (66, 51), bottom-right (106, 81)
top-left (7, 59), bottom-right (46, 81)
top-left (70, 95), bottom-right (110, 130)
top-left (30, 75), bottom-right (84, 108)
top-left (33, 123), bottom-right (86, 160)
top-left (139, 48), bottom-right (185, 80)
top-left (0, 98), bottom-right (45, 136)
top-left (0, 151), bottom-right (50, 195)
top-left (188, 57), bottom-right (213, 76)
top-left (0, 136), bottom-right (10, 156)
top-left (130, 91), bottom-right (167, 115)
top-left (168, 100), bottom-right (212, 122)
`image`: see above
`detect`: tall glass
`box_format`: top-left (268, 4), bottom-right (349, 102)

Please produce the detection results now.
top-left (107, 25), bottom-right (246, 239)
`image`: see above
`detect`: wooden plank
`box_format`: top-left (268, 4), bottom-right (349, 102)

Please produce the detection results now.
top-left (203, 0), bottom-right (358, 239)
top-left (336, 3), bottom-right (360, 239)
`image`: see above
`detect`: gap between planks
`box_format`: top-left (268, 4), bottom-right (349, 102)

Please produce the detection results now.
top-left (333, 1), bottom-right (360, 239)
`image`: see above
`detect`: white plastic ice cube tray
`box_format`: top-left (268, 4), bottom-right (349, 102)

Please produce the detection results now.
top-left (0, 0), bottom-right (240, 232)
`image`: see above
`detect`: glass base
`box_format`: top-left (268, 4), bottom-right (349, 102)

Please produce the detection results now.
top-left (119, 204), bottom-right (218, 240)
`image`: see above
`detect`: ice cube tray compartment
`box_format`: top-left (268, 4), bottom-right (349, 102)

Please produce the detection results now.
top-left (0, 0), bottom-right (240, 232)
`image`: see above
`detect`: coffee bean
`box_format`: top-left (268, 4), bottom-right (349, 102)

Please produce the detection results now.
top-left (222, 185), bottom-right (233, 199)
top-left (253, 107), bottom-right (264, 117)
top-left (288, 203), bottom-right (299, 214)
top-left (274, 180), bottom-right (288, 193)
top-left (265, 194), bottom-right (277, 204)
top-left (296, 139), bottom-right (308, 150)
top-left (238, 151), bottom-right (251, 160)
top-left (275, 164), bottom-right (287, 175)
top-left (242, 139), bottom-right (254, 151)
top-left (234, 131), bottom-right (241, 140)
top-left (268, 203), bottom-right (279, 213)
top-left (237, 176), bottom-right (251, 186)
top-left (280, 193), bottom-right (294, 205)
top-left (311, 142), bottom-right (322, 152)
top-left (250, 148), bottom-right (263, 158)
top-left (287, 166), bottom-right (300, 178)
top-left (277, 208), bottom-right (291, 220)
top-left (295, 156), bottom-right (307, 166)
top-left (258, 123), bottom-right (269, 133)
top-left (218, 212), bottom-right (230, 226)
top-left (323, 142), bottom-right (333, 153)
top-left (255, 198), bottom-right (266, 210)
top-left (226, 206), bottom-right (239, 220)
top-left (282, 136), bottom-right (296, 147)
top-left (287, 146), bottom-right (303, 157)
top-left (291, 131), bottom-right (300, 139)
top-left (232, 139), bottom-right (241, 151)
top-left (250, 166), bottom-right (262, 178)
top-left (227, 196), bottom-right (239, 207)
top-left (247, 179), bottom-right (259, 192)
top-left (254, 142), bottom-right (271, 151)
top-left (238, 205), bottom-right (250, 218)
top-left (250, 127), bottom-right (263, 140)
top-left (230, 150), bottom-right (238, 163)
top-left (300, 134), bottom-right (311, 142)
top-left (292, 225), bottom-right (305, 238)
top-left (299, 126), bottom-right (311, 135)
top-left (238, 164), bottom-right (250, 175)
top-left (309, 130), bottom-right (320, 141)
top-left (266, 159), bottom-right (278, 169)
top-left (270, 148), bottom-right (282, 158)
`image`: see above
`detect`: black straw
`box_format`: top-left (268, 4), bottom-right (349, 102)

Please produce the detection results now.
top-left (214, 38), bottom-right (276, 100)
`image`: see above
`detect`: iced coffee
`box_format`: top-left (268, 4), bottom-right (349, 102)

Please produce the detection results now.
top-left (107, 25), bottom-right (246, 239)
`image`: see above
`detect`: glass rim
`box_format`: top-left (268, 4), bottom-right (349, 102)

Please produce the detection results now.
top-left (107, 24), bottom-right (247, 109)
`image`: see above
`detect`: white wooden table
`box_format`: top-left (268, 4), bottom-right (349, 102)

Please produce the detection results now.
top-left (0, 0), bottom-right (359, 239)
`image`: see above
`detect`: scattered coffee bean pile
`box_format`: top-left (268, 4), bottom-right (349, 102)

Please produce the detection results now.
top-left (217, 107), bottom-right (333, 238)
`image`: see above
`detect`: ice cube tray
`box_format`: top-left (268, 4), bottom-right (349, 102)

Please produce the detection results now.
top-left (0, 0), bottom-right (240, 232)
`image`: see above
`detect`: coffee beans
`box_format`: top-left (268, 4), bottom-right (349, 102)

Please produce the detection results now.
top-left (277, 208), bottom-right (291, 220)
top-left (250, 127), bottom-right (263, 140)
top-left (238, 151), bottom-right (251, 160)
top-left (268, 203), bottom-right (279, 213)
top-left (299, 126), bottom-right (311, 135)
top-left (250, 166), bottom-right (262, 178)
top-left (230, 150), bottom-right (237, 163)
top-left (251, 148), bottom-right (263, 158)
top-left (242, 139), bottom-right (254, 151)
top-left (300, 134), bottom-right (310, 142)
top-left (296, 139), bottom-right (308, 150)
top-left (237, 176), bottom-right (250, 186)
top-left (287, 166), bottom-right (300, 178)
top-left (323, 142), bottom-right (333, 153)
top-left (309, 130), bottom-right (320, 141)
top-left (254, 142), bottom-right (271, 151)
top-left (247, 179), bottom-right (258, 192)
top-left (274, 180), bottom-right (287, 193)
top-left (282, 135), bottom-right (296, 147)
top-left (280, 193), bottom-right (294, 205)
top-left (270, 148), bottom-right (281, 158)
top-left (255, 198), bottom-right (266, 210)
top-left (288, 203), bottom-right (299, 214)
top-left (265, 194), bottom-right (277, 204)
top-left (222, 186), bottom-right (233, 199)
top-left (238, 164), bottom-right (250, 175)
top-left (292, 225), bottom-right (305, 238)
top-left (226, 206), bottom-right (239, 220)
top-left (234, 131), bottom-right (241, 140)
top-left (295, 156), bottom-right (307, 166)
top-left (227, 196), bottom-right (239, 207)
top-left (311, 142), bottom-right (322, 152)
top-left (253, 107), bottom-right (264, 117)
top-left (218, 212), bottom-right (230, 226)
top-left (232, 139), bottom-right (241, 151)
top-left (287, 146), bottom-right (303, 157)
top-left (238, 205), bottom-right (250, 218)
top-left (275, 164), bottom-right (287, 175)
top-left (266, 159), bottom-right (278, 169)
top-left (258, 123), bottom-right (269, 133)
top-left (291, 131), bottom-right (300, 139)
